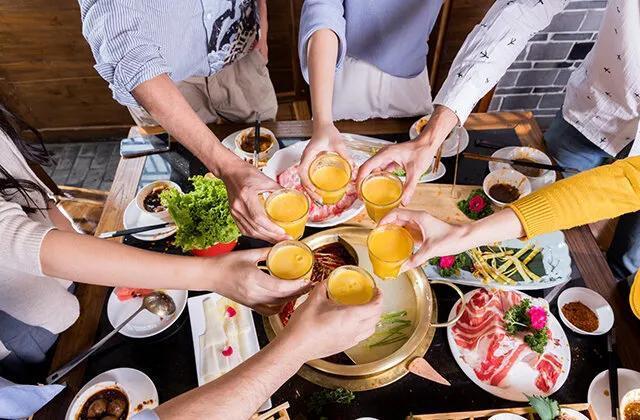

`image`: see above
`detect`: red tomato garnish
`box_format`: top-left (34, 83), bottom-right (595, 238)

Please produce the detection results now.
top-left (225, 306), bottom-right (237, 318)
top-left (221, 346), bottom-right (234, 357)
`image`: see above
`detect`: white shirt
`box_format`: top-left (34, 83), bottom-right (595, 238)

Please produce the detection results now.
top-left (434, 0), bottom-right (640, 157)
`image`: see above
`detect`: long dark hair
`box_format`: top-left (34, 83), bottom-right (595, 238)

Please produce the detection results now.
top-left (0, 105), bottom-right (52, 213)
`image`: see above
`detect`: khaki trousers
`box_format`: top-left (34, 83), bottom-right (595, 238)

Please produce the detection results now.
top-left (129, 49), bottom-right (278, 126)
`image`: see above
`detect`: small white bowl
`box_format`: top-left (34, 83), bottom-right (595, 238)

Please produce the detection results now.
top-left (68, 381), bottom-right (131, 420)
top-left (621, 388), bottom-right (640, 419)
top-left (135, 180), bottom-right (182, 222)
top-left (234, 127), bottom-right (277, 161)
top-left (557, 287), bottom-right (614, 335)
top-left (507, 146), bottom-right (552, 180)
top-left (483, 169), bottom-right (531, 206)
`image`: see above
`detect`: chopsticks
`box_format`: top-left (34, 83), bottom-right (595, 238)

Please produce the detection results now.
top-left (253, 113), bottom-right (261, 168)
top-left (462, 152), bottom-right (580, 174)
top-left (98, 222), bottom-right (174, 239)
top-left (608, 331), bottom-right (620, 419)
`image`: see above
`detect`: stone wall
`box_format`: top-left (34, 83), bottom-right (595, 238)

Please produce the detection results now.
top-left (488, 0), bottom-right (607, 130)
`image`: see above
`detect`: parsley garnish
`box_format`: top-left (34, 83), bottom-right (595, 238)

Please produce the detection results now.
top-left (307, 388), bottom-right (355, 416)
top-left (503, 299), bottom-right (549, 354)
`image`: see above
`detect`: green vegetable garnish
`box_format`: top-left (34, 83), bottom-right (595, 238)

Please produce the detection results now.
top-left (368, 310), bottom-right (412, 348)
top-left (428, 253), bottom-right (473, 277)
top-left (503, 299), bottom-right (549, 354)
top-left (457, 189), bottom-right (494, 220)
top-left (160, 175), bottom-right (240, 252)
top-left (527, 395), bottom-right (561, 420)
top-left (307, 388), bottom-right (355, 415)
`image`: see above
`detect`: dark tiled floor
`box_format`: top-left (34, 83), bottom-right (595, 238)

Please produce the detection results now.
top-left (44, 141), bottom-right (120, 191)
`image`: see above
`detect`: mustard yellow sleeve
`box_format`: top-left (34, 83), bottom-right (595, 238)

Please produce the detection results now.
top-left (508, 156), bottom-right (640, 239)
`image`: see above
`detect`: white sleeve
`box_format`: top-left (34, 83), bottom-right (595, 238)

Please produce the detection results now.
top-left (434, 0), bottom-right (569, 123)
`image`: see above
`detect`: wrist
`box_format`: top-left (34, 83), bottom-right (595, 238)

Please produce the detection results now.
top-left (312, 118), bottom-right (335, 132)
top-left (415, 105), bottom-right (459, 149)
top-left (272, 332), bottom-right (308, 367)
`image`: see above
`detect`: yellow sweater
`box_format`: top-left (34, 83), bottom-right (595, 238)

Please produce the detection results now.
top-left (509, 156), bottom-right (640, 318)
top-left (509, 156), bottom-right (640, 239)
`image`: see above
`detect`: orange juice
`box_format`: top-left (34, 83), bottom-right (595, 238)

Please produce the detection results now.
top-left (265, 189), bottom-right (309, 240)
top-left (327, 266), bottom-right (376, 305)
top-left (360, 172), bottom-right (403, 222)
top-left (309, 152), bottom-right (351, 204)
top-left (266, 241), bottom-right (314, 280)
top-left (367, 225), bottom-right (414, 280)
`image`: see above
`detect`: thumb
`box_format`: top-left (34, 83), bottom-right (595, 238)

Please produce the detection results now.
top-left (247, 247), bottom-right (271, 262)
top-left (401, 245), bottom-right (430, 272)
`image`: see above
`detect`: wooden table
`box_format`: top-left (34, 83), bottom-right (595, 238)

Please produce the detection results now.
top-left (37, 112), bottom-right (640, 418)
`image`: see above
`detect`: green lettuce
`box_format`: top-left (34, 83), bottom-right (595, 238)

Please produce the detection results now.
top-left (160, 175), bottom-right (240, 252)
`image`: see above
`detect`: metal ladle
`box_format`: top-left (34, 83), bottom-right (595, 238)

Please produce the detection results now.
top-left (46, 291), bottom-right (176, 384)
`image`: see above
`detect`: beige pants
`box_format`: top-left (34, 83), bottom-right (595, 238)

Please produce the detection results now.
top-left (129, 49), bottom-right (278, 126)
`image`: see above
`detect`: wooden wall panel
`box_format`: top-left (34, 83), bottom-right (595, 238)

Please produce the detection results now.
top-left (0, 0), bottom-right (304, 141)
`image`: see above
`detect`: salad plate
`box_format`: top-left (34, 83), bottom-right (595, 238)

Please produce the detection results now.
top-left (423, 231), bottom-right (572, 290)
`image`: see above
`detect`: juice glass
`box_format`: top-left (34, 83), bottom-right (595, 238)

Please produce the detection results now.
top-left (327, 265), bottom-right (377, 305)
top-left (265, 189), bottom-right (309, 240)
top-left (360, 172), bottom-right (404, 222)
top-left (266, 240), bottom-right (314, 280)
top-left (308, 152), bottom-right (352, 205)
top-left (367, 224), bottom-right (414, 280)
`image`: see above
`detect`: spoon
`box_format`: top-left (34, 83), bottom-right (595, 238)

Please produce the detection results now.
top-left (46, 292), bottom-right (176, 384)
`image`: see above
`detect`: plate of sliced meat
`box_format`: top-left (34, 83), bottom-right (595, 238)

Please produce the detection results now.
top-left (447, 288), bottom-right (570, 401)
top-left (263, 141), bottom-right (369, 227)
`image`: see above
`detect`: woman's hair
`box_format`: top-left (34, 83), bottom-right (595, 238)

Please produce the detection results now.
top-left (0, 105), bottom-right (52, 213)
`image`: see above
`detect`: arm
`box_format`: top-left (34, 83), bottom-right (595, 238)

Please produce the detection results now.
top-left (382, 156), bottom-right (640, 268)
top-left (359, 0), bottom-right (568, 204)
top-left (155, 282), bottom-right (382, 419)
top-left (298, 29), bottom-right (351, 199)
top-left (80, 1), bottom-right (285, 242)
top-left (255, 0), bottom-right (269, 60)
top-left (297, 1), bottom-right (350, 199)
top-left (38, 231), bottom-right (307, 315)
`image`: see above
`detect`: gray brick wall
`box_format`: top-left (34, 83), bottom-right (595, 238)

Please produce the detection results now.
top-left (488, 0), bottom-right (606, 130)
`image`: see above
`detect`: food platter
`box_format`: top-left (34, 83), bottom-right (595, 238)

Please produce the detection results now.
top-left (266, 226), bottom-right (464, 390)
top-left (423, 231), bottom-right (572, 290)
top-left (447, 289), bottom-right (571, 402)
top-left (263, 141), bottom-right (366, 228)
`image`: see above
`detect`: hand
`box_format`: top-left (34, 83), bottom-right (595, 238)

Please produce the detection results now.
top-left (212, 248), bottom-right (311, 315)
top-left (221, 161), bottom-right (288, 242)
top-left (379, 209), bottom-right (467, 271)
top-left (282, 281), bottom-right (383, 361)
top-left (298, 123), bottom-right (352, 202)
top-left (356, 141), bottom-right (436, 206)
top-left (255, 35), bottom-right (268, 62)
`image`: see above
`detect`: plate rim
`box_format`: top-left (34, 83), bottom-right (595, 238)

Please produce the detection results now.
top-left (123, 199), bottom-right (177, 241)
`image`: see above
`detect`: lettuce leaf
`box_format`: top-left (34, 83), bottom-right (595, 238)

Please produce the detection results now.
top-left (160, 175), bottom-right (240, 251)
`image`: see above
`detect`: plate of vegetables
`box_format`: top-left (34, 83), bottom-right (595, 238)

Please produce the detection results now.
top-left (424, 231), bottom-right (572, 290)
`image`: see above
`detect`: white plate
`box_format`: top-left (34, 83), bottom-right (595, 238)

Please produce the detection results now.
top-left (123, 199), bottom-right (176, 241)
top-left (447, 289), bottom-right (571, 402)
top-left (409, 117), bottom-right (470, 157)
top-left (65, 368), bottom-right (158, 420)
top-left (263, 140), bottom-right (366, 227)
top-left (557, 287), bottom-right (614, 335)
top-left (187, 293), bottom-right (271, 411)
top-left (488, 414), bottom-right (527, 420)
top-left (107, 289), bottom-right (187, 338)
top-left (588, 368), bottom-right (640, 420)
top-left (489, 147), bottom-right (557, 191)
top-left (221, 129), bottom-right (281, 166)
top-left (424, 231), bottom-right (572, 290)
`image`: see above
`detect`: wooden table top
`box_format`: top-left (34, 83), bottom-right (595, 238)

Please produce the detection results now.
top-left (37, 111), bottom-right (640, 418)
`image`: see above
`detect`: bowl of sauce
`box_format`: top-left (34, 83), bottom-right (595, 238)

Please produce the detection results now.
top-left (557, 287), bottom-right (614, 335)
top-left (508, 147), bottom-right (552, 179)
top-left (135, 180), bottom-right (182, 222)
top-left (482, 169), bottom-right (531, 206)
top-left (71, 381), bottom-right (130, 420)
top-left (234, 127), bottom-right (277, 162)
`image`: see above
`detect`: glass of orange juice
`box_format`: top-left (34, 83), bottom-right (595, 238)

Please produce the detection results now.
top-left (360, 171), bottom-right (404, 222)
top-left (308, 152), bottom-right (351, 204)
top-left (266, 240), bottom-right (314, 280)
top-left (367, 224), bottom-right (414, 280)
top-left (327, 265), bottom-right (377, 305)
top-left (265, 189), bottom-right (309, 240)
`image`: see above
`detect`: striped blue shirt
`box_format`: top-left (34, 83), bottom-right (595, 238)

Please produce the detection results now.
top-left (79, 0), bottom-right (259, 107)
